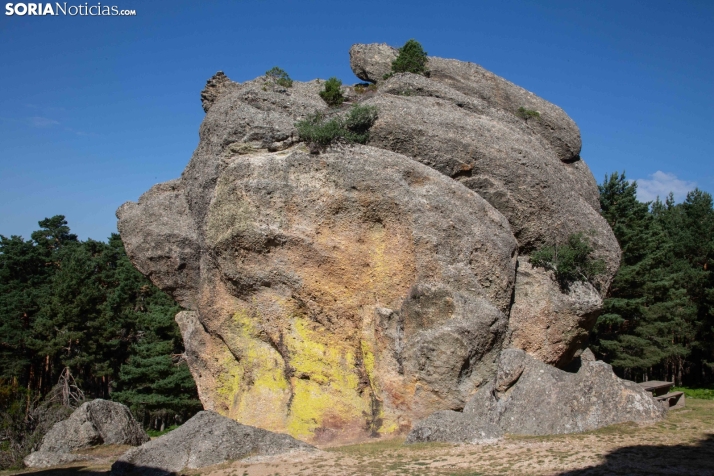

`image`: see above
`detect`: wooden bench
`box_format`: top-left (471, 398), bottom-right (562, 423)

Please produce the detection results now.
top-left (637, 381), bottom-right (685, 409)
top-left (655, 391), bottom-right (685, 409)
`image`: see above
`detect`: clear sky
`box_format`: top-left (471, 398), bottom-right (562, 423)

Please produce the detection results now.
top-left (1, 0), bottom-right (712, 240)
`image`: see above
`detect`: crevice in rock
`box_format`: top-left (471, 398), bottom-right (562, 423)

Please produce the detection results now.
top-left (451, 166), bottom-right (473, 180)
top-left (561, 154), bottom-right (582, 164)
top-left (506, 255), bottom-right (520, 329)
top-left (355, 340), bottom-right (383, 436)
top-left (457, 356), bottom-right (473, 384)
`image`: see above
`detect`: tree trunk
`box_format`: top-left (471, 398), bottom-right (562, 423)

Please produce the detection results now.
top-left (25, 364), bottom-right (34, 418)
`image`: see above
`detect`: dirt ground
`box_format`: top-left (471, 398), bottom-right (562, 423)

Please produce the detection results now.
top-left (7, 399), bottom-right (714, 476)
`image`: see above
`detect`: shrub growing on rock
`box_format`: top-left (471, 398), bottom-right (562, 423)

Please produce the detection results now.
top-left (516, 106), bottom-right (540, 121)
top-left (296, 104), bottom-right (378, 150)
top-left (387, 39), bottom-right (428, 78)
top-left (343, 103), bottom-right (378, 142)
top-left (319, 77), bottom-right (345, 106)
top-left (295, 112), bottom-right (344, 148)
top-left (265, 66), bottom-right (293, 88)
top-left (529, 232), bottom-right (605, 290)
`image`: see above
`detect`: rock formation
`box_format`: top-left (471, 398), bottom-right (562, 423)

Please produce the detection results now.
top-left (120, 145), bottom-right (517, 442)
top-left (110, 411), bottom-right (314, 476)
top-left (24, 399), bottom-right (149, 468)
top-left (117, 43), bottom-right (628, 443)
top-left (506, 258), bottom-right (603, 368)
top-left (406, 349), bottom-right (666, 443)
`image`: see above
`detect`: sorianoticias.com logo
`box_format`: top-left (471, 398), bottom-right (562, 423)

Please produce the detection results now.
top-left (5, 2), bottom-right (136, 16)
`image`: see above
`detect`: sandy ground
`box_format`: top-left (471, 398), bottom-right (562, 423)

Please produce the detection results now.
top-left (7, 399), bottom-right (714, 476)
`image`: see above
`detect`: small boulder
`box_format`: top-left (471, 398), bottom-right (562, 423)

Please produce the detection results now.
top-left (349, 43), bottom-right (397, 83)
top-left (24, 399), bottom-right (148, 468)
top-left (110, 411), bottom-right (315, 476)
top-left (406, 349), bottom-right (665, 444)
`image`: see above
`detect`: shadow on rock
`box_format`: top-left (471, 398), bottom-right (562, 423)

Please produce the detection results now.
top-left (558, 433), bottom-right (714, 476)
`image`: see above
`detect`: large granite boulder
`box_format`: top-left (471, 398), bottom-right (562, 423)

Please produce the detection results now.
top-left (24, 399), bottom-right (149, 468)
top-left (118, 44), bottom-right (622, 442)
top-left (120, 144), bottom-right (518, 443)
top-left (406, 349), bottom-right (666, 443)
top-left (111, 411), bottom-right (314, 476)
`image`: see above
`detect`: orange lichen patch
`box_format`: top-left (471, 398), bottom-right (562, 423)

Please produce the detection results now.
top-left (292, 214), bottom-right (417, 323)
top-left (201, 175), bottom-right (424, 441)
top-left (260, 211), bottom-right (417, 440)
top-left (277, 210), bottom-right (418, 439)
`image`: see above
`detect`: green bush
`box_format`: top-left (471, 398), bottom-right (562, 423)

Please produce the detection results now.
top-left (295, 104), bottom-right (379, 149)
top-left (516, 106), bottom-right (540, 121)
top-left (390, 39), bottom-right (428, 76)
top-left (146, 424), bottom-right (180, 438)
top-left (343, 104), bottom-right (379, 143)
top-left (265, 66), bottom-right (293, 88)
top-left (529, 232), bottom-right (606, 290)
top-left (296, 112), bottom-right (345, 147)
top-left (319, 77), bottom-right (345, 106)
top-left (673, 386), bottom-right (714, 400)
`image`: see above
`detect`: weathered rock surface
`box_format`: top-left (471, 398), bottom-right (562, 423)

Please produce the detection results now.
top-left (117, 180), bottom-right (199, 309)
top-left (349, 43), bottom-right (397, 83)
top-left (506, 258), bottom-right (602, 368)
top-left (120, 143), bottom-right (518, 443)
top-left (110, 411), bottom-right (314, 476)
top-left (361, 73), bottom-right (619, 285)
top-left (406, 349), bottom-right (666, 443)
top-left (23, 452), bottom-right (89, 469)
top-left (118, 44), bottom-right (623, 443)
top-left (24, 399), bottom-right (148, 468)
top-left (348, 44), bottom-right (620, 365)
top-left (349, 45), bottom-right (583, 163)
top-left (201, 71), bottom-right (237, 113)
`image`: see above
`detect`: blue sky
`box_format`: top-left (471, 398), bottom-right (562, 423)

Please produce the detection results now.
top-left (1, 0), bottom-right (712, 240)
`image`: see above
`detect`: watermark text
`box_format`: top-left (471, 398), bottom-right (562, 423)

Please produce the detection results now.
top-left (5, 3), bottom-right (136, 16)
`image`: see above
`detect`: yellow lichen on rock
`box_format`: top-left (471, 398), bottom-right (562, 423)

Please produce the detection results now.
top-left (218, 309), bottom-right (290, 432)
top-left (284, 317), bottom-right (369, 439)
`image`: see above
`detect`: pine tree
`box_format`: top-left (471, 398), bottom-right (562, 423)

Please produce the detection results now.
top-left (657, 190), bottom-right (714, 382)
top-left (1, 218), bottom-right (200, 420)
top-left (591, 172), bottom-right (668, 378)
top-left (111, 298), bottom-right (201, 429)
top-left (0, 216), bottom-right (77, 393)
top-left (592, 174), bottom-right (713, 384)
top-left (103, 234), bottom-right (201, 428)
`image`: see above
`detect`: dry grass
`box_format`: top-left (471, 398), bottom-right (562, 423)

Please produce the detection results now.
top-left (6, 400), bottom-right (714, 476)
top-left (210, 399), bottom-right (714, 476)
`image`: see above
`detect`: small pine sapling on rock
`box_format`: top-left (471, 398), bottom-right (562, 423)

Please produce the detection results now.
top-left (319, 77), bottom-right (345, 106)
top-left (529, 232), bottom-right (606, 290)
top-left (385, 39), bottom-right (429, 79)
top-left (265, 66), bottom-right (293, 88)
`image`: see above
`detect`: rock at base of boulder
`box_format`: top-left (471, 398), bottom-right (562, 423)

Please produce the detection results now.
top-left (406, 349), bottom-right (666, 444)
top-left (24, 399), bottom-right (149, 468)
top-left (110, 411), bottom-right (315, 476)
top-left (23, 451), bottom-right (90, 469)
